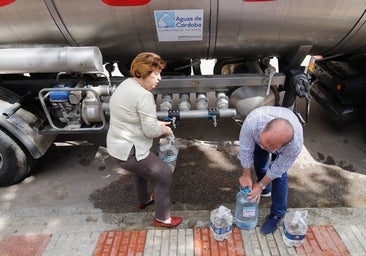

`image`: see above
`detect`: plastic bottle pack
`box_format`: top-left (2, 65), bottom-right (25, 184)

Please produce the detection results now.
top-left (282, 210), bottom-right (308, 247)
top-left (210, 205), bottom-right (233, 241)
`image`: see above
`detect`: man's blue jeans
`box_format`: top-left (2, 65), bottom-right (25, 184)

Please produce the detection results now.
top-left (254, 144), bottom-right (288, 218)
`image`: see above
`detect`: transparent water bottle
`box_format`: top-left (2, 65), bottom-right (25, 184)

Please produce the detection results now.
top-left (159, 135), bottom-right (178, 171)
top-left (210, 205), bottom-right (233, 241)
top-left (282, 210), bottom-right (308, 247)
top-left (234, 186), bottom-right (258, 229)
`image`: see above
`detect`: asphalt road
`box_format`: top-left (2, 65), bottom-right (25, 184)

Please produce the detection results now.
top-left (0, 97), bottom-right (365, 216)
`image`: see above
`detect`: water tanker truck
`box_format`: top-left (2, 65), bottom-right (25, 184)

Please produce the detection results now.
top-left (0, 0), bottom-right (365, 186)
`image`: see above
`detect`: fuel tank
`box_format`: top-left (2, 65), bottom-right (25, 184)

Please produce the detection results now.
top-left (0, 0), bottom-right (365, 62)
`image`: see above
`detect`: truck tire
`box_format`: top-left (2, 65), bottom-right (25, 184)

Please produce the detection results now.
top-left (0, 129), bottom-right (30, 186)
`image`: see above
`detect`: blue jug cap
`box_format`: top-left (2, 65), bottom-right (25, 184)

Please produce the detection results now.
top-left (240, 186), bottom-right (250, 193)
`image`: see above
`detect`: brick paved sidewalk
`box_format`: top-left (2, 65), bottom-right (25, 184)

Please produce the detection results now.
top-left (0, 208), bottom-right (365, 255)
top-left (0, 224), bottom-right (362, 255)
top-left (91, 226), bottom-right (351, 256)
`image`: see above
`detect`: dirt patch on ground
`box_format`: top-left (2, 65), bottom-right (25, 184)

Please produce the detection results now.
top-left (89, 140), bottom-right (243, 213)
top-left (89, 138), bottom-right (366, 214)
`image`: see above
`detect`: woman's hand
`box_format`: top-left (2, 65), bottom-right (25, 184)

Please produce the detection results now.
top-left (159, 121), bottom-right (173, 135)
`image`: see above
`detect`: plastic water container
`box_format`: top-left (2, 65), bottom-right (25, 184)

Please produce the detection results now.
top-left (282, 210), bottom-right (308, 247)
top-left (234, 187), bottom-right (258, 229)
top-left (159, 135), bottom-right (178, 171)
top-left (210, 205), bottom-right (233, 241)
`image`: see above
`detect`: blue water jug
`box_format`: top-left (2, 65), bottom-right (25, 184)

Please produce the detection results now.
top-left (234, 186), bottom-right (258, 229)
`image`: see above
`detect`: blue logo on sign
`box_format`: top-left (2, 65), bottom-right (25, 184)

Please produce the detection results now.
top-left (156, 11), bottom-right (175, 28)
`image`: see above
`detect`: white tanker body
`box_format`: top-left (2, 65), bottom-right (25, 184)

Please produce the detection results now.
top-left (1, 0), bottom-right (365, 60)
top-left (0, 0), bottom-right (365, 186)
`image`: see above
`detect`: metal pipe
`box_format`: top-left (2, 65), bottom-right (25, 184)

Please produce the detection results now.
top-left (0, 47), bottom-right (103, 74)
top-left (156, 108), bottom-right (237, 119)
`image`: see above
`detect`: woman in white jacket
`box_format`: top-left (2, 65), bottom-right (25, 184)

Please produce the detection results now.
top-left (107, 52), bottom-right (182, 228)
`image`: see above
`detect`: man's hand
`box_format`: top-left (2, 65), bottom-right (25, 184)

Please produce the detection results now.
top-left (239, 175), bottom-right (261, 203)
top-left (248, 175), bottom-right (272, 203)
top-left (239, 168), bottom-right (252, 189)
top-left (239, 174), bottom-right (252, 190)
top-left (247, 183), bottom-right (262, 203)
